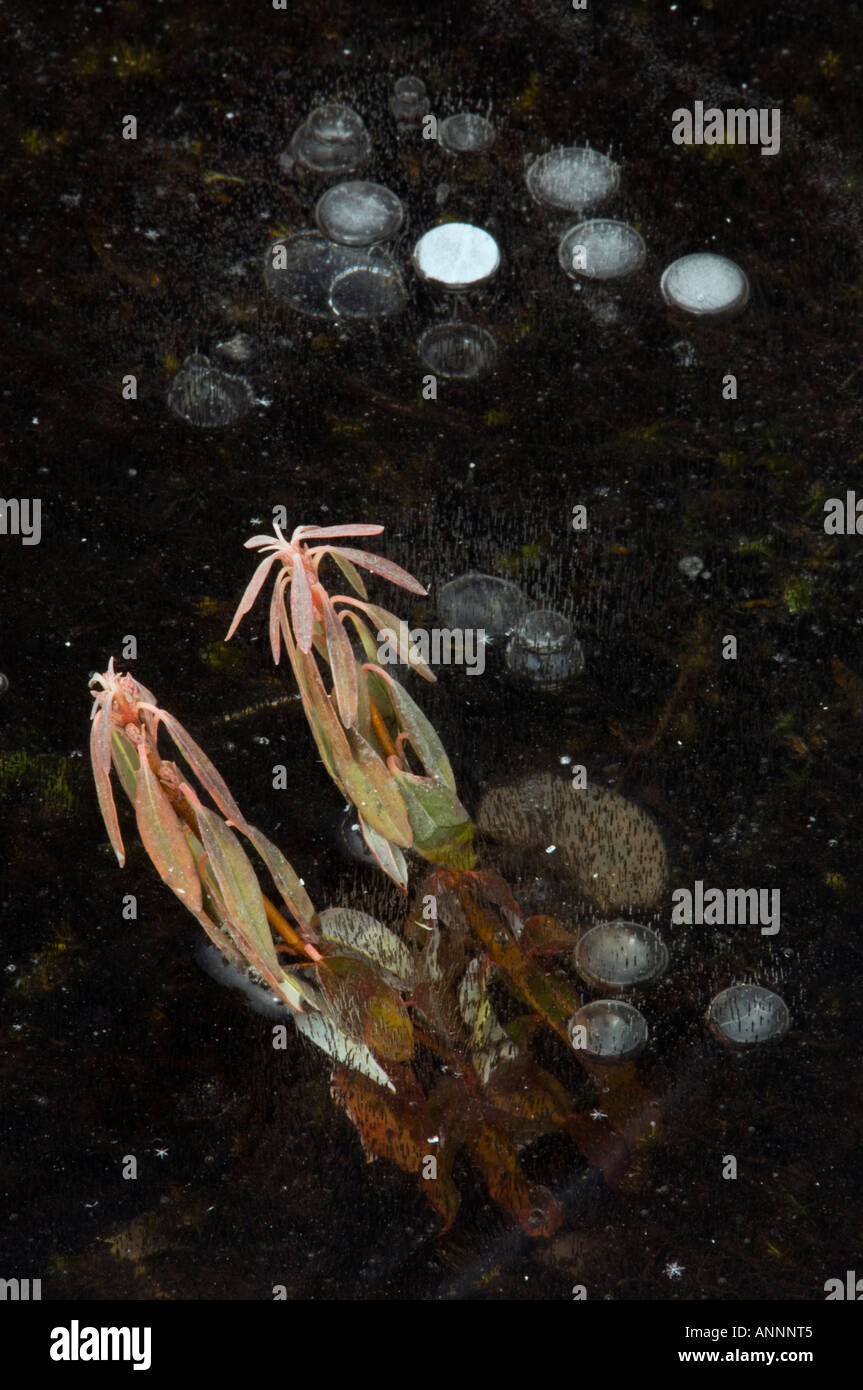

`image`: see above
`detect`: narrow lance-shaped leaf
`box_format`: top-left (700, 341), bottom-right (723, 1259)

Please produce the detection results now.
top-left (372, 666), bottom-right (456, 787)
top-left (358, 817), bottom-right (409, 892)
top-left (193, 800), bottom-right (280, 978)
top-left (328, 549), bottom-right (367, 599)
top-left (134, 742), bottom-right (203, 912)
top-left (343, 725), bottom-right (413, 846)
top-left (290, 553), bottom-right (315, 652)
top-left (225, 550), bottom-right (279, 641)
top-left (320, 588), bottom-right (358, 729)
top-left (294, 1010), bottom-right (395, 1091)
top-left (320, 546), bottom-right (427, 596)
top-left (295, 524), bottom-right (384, 540)
top-left (143, 706), bottom-right (251, 834)
top-left (244, 825), bottom-right (319, 942)
top-left (91, 707), bottom-right (125, 865)
top-left (335, 598), bottom-right (435, 682)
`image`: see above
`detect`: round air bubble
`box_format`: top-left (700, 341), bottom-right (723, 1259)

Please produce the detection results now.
top-left (505, 609), bottom-right (584, 690)
top-left (413, 223), bottom-right (500, 290)
top-left (315, 181), bottom-right (404, 246)
top-left (328, 258), bottom-right (407, 318)
top-left (389, 75), bottom-right (427, 122)
top-left (559, 219), bottom-right (646, 281)
top-left (290, 103), bottom-right (371, 175)
top-left (419, 321), bottom-right (498, 379)
top-left (574, 920), bottom-right (668, 991)
top-left (569, 1000), bottom-right (648, 1063)
top-left (526, 147), bottom-right (620, 213)
top-left (168, 353), bottom-right (254, 427)
top-left (439, 113), bottom-right (495, 154)
top-left (707, 985), bottom-right (790, 1050)
top-left (660, 253), bottom-right (749, 318)
top-left (438, 572), bottom-right (528, 639)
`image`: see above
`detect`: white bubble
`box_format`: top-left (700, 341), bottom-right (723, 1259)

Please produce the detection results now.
top-left (558, 219), bottom-right (646, 281)
top-left (574, 921), bottom-right (668, 991)
top-left (413, 223), bottom-right (501, 290)
top-left (438, 572), bottom-right (528, 638)
top-left (707, 985), bottom-right (790, 1049)
top-left (289, 103), bottom-right (371, 175)
top-left (418, 321), bottom-right (498, 379)
top-left (660, 253), bottom-right (749, 318)
top-left (168, 353), bottom-right (254, 427)
top-left (569, 1000), bottom-right (648, 1062)
top-left (438, 113), bottom-right (495, 154)
top-left (526, 147), bottom-right (620, 213)
top-left (315, 181), bottom-right (404, 246)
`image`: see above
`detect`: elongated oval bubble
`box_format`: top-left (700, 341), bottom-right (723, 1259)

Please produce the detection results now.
top-left (526, 147), bottom-right (620, 213)
top-left (419, 321), bottom-right (498, 379)
top-left (505, 609), bottom-right (584, 690)
top-left (168, 352), bottom-right (254, 427)
top-left (569, 999), bottom-right (648, 1062)
top-left (290, 103), bottom-right (371, 175)
top-left (660, 252), bottom-right (749, 318)
top-left (559, 219), bottom-right (646, 281)
top-left (707, 984), bottom-right (790, 1049)
top-left (315, 181), bottom-right (404, 246)
top-left (413, 223), bottom-right (501, 290)
top-left (438, 572), bottom-right (528, 638)
top-left (439, 113), bottom-right (495, 154)
top-left (574, 920), bottom-right (668, 991)
top-left (477, 773), bottom-right (668, 912)
top-left (328, 260), bottom-right (407, 318)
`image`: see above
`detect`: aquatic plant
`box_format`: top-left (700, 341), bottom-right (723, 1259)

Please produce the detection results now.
top-left (88, 520), bottom-right (658, 1237)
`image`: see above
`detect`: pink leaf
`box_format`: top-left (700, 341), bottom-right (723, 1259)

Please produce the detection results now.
top-left (291, 555), bottom-right (315, 652)
top-left (323, 547), bottom-right (427, 596)
top-left (225, 551), bottom-right (279, 641)
top-left (295, 524), bottom-right (384, 540)
top-left (320, 590), bottom-right (359, 728)
top-left (90, 705), bottom-right (125, 865)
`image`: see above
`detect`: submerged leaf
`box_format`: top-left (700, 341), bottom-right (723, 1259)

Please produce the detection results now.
top-left (195, 803), bottom-right (279, 977)
top-left (319, 908), bottom-right (415, 987)
top-left (134, 746), bottom-right (202, 911)
top-left (316, 955), bottom-right (413, 1062)
top-left (294, 1009), bottom-right (395, 1091)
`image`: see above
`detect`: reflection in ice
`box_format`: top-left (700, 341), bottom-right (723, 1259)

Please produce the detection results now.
top-left (438, 572), bottom-right (528, 639)
top-left (167, 352), bottom-right (254, 427)
top-left (526, 147), bottom-right (620, 213)
top-left (315, 181), bottom-right (404, 246)
top-left (505, 609), bottom-right (584, 690)
top-left (660, 253), bottom-right (749, 318)
top-left (707, 985), bottom-right (790, 1049)
top-left (574, 920), bottom-right (668, 991)
top-left (419, 321), bottom-right (498, 379)
top-left (289, 103), bottom-right (371, 175)
top-left (439, 113), bottom-right (495, 154)
top-left (569, 999), bottom-right (648, 1063)
top-left (558, 219), bottom-right (646, 281)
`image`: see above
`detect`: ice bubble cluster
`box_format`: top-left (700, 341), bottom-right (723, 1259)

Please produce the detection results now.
top-left (167, 352), bottom-right (255, 427)
top-left (526, 147), bottom-right (620, 213)
top-left (264, 232), bottom-right (406, 318)
top-left (439, 113), bottom-right (495, 155)
top-left (558, 219), bottom-right (646, 281)
top-left (388, 75), bottom-right (428, 123)
top-left (477, 772), bottom-right (669, 912)
top-left (315, 181), bottom-right (404, 246)
top-left (660, 252), bottom-right (749, 318)
top-left (505, 608), bottom-right (585, 690)
top-left (437, 572), bottom-right (528, 638)
top-left (569, 999), bottom-right (649, 1063)
top-left (574, 920), bottom-right (668, 991)
top-left (419, 321), bottom-right (498, 379)
top-left (707, 984), bottom-right (790, 1050)
top-left (413, 223), bottom-right (501, 290)
top-left (290, 103), bottom-right (371, 175)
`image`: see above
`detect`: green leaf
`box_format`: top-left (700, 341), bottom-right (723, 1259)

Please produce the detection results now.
top-left (373, 670), bottom-right (456, 788)
top-left (343, 726), bottom-right (413, 847)
top-left (195, 803), bottom-right (278, 977)
top-left (390, 769), bottom-right (474, 867)
top-left (294, 1009), bottom-right (395, 1091)
top-left (245, 825), bottom-right (317, 936)
top-left (110, 727), bottom-right (139, 806)
top-left (316, 955), bottom-right (413, 1062)
top-left (134, 747), bottom-right (203, 912)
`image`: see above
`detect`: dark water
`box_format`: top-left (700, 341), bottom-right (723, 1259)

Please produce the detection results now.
top-left (2, 0), bottom-right (862, 1301)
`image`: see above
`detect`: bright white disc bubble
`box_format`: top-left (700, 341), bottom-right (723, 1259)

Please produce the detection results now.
top-left (574, 921), bottom-right (668, 991)
top-left (315, 181), bottom-right (404, 246)
top-left (413, 223), bottom-right (501, 290)
top-left (707, 985), bottom-right (790, 1050)
top-left (660, 252), bottom-right (749, 318)
top-left (526, 147), bottom-right (620, 213)
top-left (559, 219), bottom-right (647, 281)
top-left (569, 1000), bottom-right (648, 1063)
